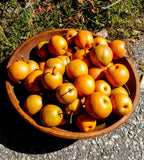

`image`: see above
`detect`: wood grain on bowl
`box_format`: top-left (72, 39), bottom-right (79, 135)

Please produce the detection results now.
top-left (5, 29), bottom-right (140, 139)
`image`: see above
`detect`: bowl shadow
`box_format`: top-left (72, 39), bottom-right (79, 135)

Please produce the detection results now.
top-left (0, 59), bottom-right (76, 154)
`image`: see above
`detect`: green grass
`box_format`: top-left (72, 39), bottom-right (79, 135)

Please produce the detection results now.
top-left (0, 0), bottom-right (144, 63)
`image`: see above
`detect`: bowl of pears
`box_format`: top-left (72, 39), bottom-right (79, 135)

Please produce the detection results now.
top-left (6, 29), bottom-right (140, 139)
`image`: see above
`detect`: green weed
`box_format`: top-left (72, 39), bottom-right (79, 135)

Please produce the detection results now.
top-left (0, 0), bottom-right (143, 63)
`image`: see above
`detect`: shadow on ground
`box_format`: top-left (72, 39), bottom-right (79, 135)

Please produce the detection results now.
top-left (0, 59), bottom-right (76, 154)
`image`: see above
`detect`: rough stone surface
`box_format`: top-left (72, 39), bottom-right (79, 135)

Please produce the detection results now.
top-left (0, 38), bottom-right (144, 160)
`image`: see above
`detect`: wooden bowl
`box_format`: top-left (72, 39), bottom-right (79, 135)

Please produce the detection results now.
top-left (5, 29), bottom-right (140, 139)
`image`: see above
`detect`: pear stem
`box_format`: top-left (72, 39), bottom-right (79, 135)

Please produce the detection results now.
top-left (124, 84), bottom-right (131, 95)
top-left (43, 66), bottom-right (56, 77)
top-left (70, 112), bottom-right (74, 124)
top-left (70, 54), bottom-right (72, 61)
top-left (58, 112), bottom-right (66, 118)
top-left (84, 48), bottom-right (87, 56)
top-left (58, 112), bottom-right (67, 116)
top-left (63, 79), bottom-right (70, 83)
top-left (52, 66), bottom-right (56, 75)
top-left (61, 88), bottom-right (74, 96)
top-left (66, 57), bottom-right (69, 65)
top-left (21, 55), bottom-right (24, 61)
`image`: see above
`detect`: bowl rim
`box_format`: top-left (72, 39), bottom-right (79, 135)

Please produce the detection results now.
top-left (5, 28), bottom-right (140, 139)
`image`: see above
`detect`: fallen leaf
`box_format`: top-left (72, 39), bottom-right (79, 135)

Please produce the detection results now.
top-left (140, 73), bottom-right (144, 90)
top-left (88, 0), bottom-right (94, 7)
top-left (68, 17), bottom-right (73, 20)
top-left (38, 5), bottom-right (46, 14)
top-left (43, 0), bottom-right (49, 6)
top-left (78, 0), bottom-right (83, 5)
top-left (47, 5), bottom-right (54, 12)
top-left (95, 123), bottom-right (106, 130)
top-left (27, 18), bottom-right (33, 25)
top-left (132, 30), bottom-right (141, 36)
top-left (70, 20), bottom-right (80, 26)
top-left (81, 15), bottom-right (85, 23)
top-left (91, 8), bottom-right (99, 14)
top-left (96, 28), bottom-right (108, 38)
